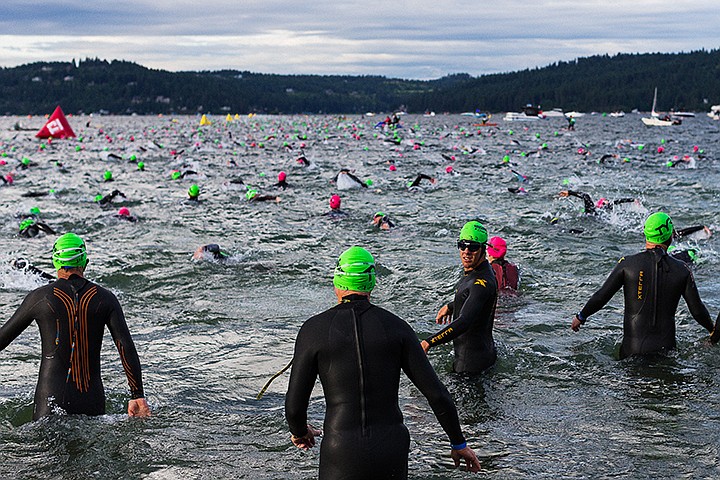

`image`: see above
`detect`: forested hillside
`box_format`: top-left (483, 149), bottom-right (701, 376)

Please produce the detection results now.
top-left (1, 50), bottom-right (718, 115)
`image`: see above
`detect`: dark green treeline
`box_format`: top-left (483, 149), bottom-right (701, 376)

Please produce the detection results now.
top-left (1, 49), bottom-right (718, 115)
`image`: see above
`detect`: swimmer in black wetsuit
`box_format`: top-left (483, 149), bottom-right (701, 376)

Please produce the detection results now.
top-left (18, 218), bottom-right (56, 238)
top-left (285, 247), bottom-right (481, 479)
top-left (559, 190), bottom-right (636, 215)
top-left (571, 212), bottom-right (720, 357)
top-left (372, 211), bottom-right (394, 230)
top-left (96, 189), bottom-right (126, 206)
top-left (10, 258), bottom-right (55, 281)
top-left (192, 244), bottom-right (230, 261)
top-left (274, 171), bottom-right (289, 190)
top-left (0, 233), bottom-right (151, 420)
top-left (421, 221), bottom-right (498, 373)
top-left (407, 173), bottom-right (437, 189)
top-left (322, 194), bottom-right (347, 217)
top-left (674, 225), bottom-right (712, 240)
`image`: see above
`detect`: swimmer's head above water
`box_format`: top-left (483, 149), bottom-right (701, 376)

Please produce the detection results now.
top-left (52, 232), bottom-right (88, 270)
top-left (644, 212), bottom-right (674, 245)
top-left (333, 246), bottom-right (376, 293)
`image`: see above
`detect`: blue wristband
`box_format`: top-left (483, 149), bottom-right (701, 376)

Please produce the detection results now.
top-left (576, 311), bottom-right (586, 323)
top-left (451, 441), bottom-right (467, 450)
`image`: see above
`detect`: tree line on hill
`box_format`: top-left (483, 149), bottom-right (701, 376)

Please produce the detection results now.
top-left (0, 49), bottom-right (718, 116)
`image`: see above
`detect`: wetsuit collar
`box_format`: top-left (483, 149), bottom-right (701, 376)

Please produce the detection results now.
top-left (339, 293), bottom-right (370, 303)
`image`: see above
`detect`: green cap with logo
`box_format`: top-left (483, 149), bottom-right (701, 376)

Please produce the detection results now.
top-left (458, 221), bottom-right (488, 244)
top-left (52, 233), bottom-right (88, 270)
top-left (333, 246), bottom-right (376, 292)
top-left (644, 212), bottom-right (673, 244)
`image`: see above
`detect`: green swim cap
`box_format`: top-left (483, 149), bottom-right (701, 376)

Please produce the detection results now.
top-left (94, 194), bottom-right (103, 202)
top-left (458, 221), bottom-right (488, 244)
top-left (246, 189), bottom-right (258, 200)
top-left (333, 246), bottom-right (376, 292)
top-left (29, 207), bottom-right (40, 216)
top-left (137, 161), bottom-right (145, 170)
top-left (644, 212), bottom-right (673, 244)
top-left (103, 170), bottom-right (113, 181)
top-left (52, 233), bottom-right (88, 270)
top-left (19, 218), bottom-right (35, 231)
top-left (171, 171), bottom-right (182, 180)
top-left (188, 184), bottom-right (200, 198)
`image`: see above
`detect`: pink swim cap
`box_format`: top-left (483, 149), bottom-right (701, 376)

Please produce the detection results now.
top-left (596, 198), bottom-right (608, 209)
top-left (445, 166), bottom-right (453, 173)
top-left (389, 164), bottom-right (397, 171)
top-left (329, 194), bottom-right (341, 210)
top-left (487, 236), bottom-right (507, 259)
top-left (278, 171), bottom-right (287, 182)
top-left (118, 207), bottom-right (130, 216)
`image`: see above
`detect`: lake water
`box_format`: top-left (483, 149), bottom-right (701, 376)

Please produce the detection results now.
top-left (1, 112), bottom-right (720, 479)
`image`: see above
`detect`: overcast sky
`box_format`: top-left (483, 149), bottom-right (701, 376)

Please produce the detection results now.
top-left (1, 1), bottom-right (717, 79)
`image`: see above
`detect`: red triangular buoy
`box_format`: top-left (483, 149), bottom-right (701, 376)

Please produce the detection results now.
top-left (36, 106), bottom-right (76, 139)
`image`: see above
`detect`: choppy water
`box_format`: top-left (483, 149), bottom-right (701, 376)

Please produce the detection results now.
top-left (1, 112), bottom-right (720, 479)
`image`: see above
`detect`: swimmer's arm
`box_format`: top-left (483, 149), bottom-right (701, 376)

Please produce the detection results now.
top-left (0, 292), bottom-right (42, 351)
top-left (426, 286), bottom-right (490, 348)
top-left (285, 324), bottom-right (319, 439)
top-left (106, 296), bottom-right (146, 404)
top-left (402, 329), bottom-right (465, 446)
top-left (674, 225), bottom-right (705, 238)
top-left (576, 260), bottom-right (625, 325)
top-left (681, 271), bottom-right (714, 333)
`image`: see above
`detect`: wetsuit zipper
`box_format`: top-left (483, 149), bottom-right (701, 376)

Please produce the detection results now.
top-left (351, 308), bottom-right (367, 435)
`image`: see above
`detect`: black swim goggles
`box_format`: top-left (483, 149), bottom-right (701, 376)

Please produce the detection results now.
top-left (457, 240), bottom-right (484, 252)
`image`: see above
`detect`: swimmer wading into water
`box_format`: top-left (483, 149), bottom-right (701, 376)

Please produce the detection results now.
top-left (285, 246), bottom-right (481, 478)
top-left (571, 212), bottom-right (720, 357)
top-left (0, 233), bottom-right (150, 419)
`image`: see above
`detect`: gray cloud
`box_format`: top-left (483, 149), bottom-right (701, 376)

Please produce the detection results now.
top-left (0, 1), bottom-right (718, 78)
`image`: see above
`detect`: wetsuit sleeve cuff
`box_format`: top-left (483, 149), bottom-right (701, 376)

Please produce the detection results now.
top-left (451, 441), bottom-right (467, 450)
top-left (576, 311), bottom-right (587, 324)
top-left (131, 389), bottom-right (145, 399)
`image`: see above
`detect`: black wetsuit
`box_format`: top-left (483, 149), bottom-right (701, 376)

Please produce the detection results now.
top-left (19, 221), bottom-right (56, 238)
top-left (578, 247), bottom-right (714, 358)
top-left (425, 261), bottom-right (498, 373)
top-left (674, 225), bottom-right (707, 239)
top-left (98, 189), bottom-right (126, 205)
top-left (565, 190), bottom-right (634, 215)
top-left (0, 274), bottom-right (144, 419)
top-left (408, 174), bottom-right (435, 188)
top-left (285, 295), bottom-right (466, 480)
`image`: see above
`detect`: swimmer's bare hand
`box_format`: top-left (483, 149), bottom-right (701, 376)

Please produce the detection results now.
top-left (436, 305), bottom-right (452, 324)
top-left (291, 424), bottom-right (322, 450)
top-left (420, 340), bottom-right (430, 354)
top-left (558, 190), bottom-right (569, 197)
top-left (571, 315), bottom-right (583, 332)
top-left (451, 446), bottom-right (481, 473)
top-left (128, 398), bottom-right (151, 417)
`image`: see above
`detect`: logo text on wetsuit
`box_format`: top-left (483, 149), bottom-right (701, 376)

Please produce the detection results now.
top-left (474, 279), bottom-right (487, 287)
top-left (637, 270), bottom-right (643, 299)
top-left (430, 327), bottom-right (454, 344)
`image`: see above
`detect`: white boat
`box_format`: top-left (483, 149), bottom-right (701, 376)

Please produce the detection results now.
top-left (609, 111), bottom-right (625, 117)
top-left (542, 108), bottom-right (565, 118)
top-left (564, 111), bottom-right (585, 118)
top-left (641, 88), bottom-right (680, 126)
top-left (670, 111), bottom-right (695, 118)
top-left (641, 117), bottom-right (676, 126)
top-left (708, 105), bottom-right (720, 120)
top-left (503, 112), bottom-right (540, 122)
